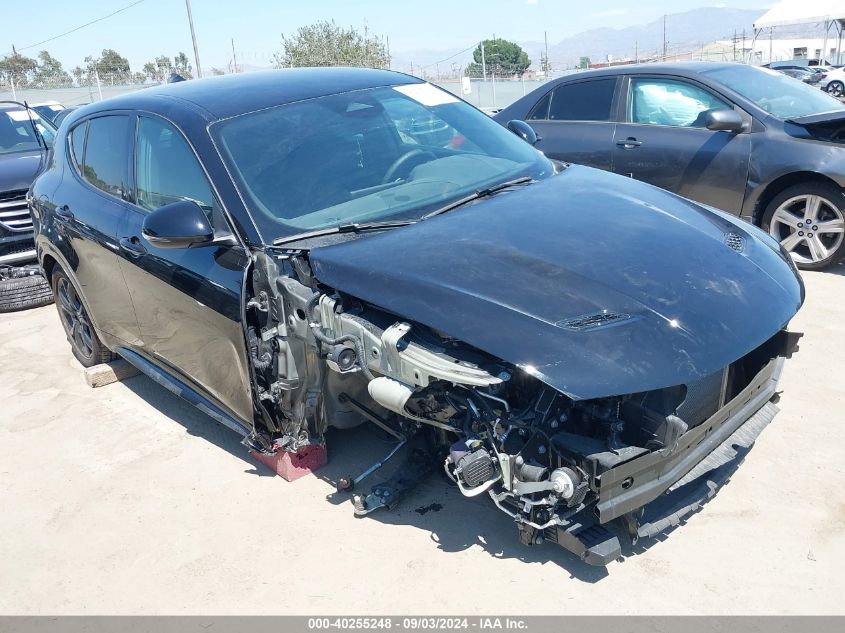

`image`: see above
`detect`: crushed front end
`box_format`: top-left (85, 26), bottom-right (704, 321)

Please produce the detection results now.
top-left (242, 247), bottom-right (802, 565)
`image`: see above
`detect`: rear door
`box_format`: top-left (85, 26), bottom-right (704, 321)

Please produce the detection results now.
top-left (611, 75), bottom-right (751, 212)
top-left (116, 114), bottom-right (253, 423)
top-left (54, 115), bottom-right (142, 345)
top-left (526, 77), bottom-right (619, 170)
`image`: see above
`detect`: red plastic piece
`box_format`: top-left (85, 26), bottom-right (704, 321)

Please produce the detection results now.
top-left (249, 444), bottom-right (327, 481)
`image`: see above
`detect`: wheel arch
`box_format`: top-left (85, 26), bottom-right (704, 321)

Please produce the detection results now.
top-left (751, 171), bottom-right (844, 226)
top-left (41, 253), bottom-right (58, 283)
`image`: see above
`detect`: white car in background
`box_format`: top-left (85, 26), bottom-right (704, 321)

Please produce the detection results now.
top-left (819, 67), bottom-right (845, 97)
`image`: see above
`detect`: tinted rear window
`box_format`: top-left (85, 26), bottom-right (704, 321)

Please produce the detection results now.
top-left (527, 91), bottom-right (551, 120)
top-left (83, 116), bottom-right (130, 198)
top-left (548, 79), bottom-right (616, 121)
top-left (70, 122), bottom-right (85, 168)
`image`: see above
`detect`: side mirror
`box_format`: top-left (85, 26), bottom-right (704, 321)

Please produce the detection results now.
top-left (704, 108), bottom-right (744, 133)
top-left (142, 200), bottom-right (214, 249)
top-left (507, 119), bottom-right (539, 145)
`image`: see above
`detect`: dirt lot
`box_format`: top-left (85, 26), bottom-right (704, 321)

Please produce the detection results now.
top-left (1, 265), bottom-right (844, 615)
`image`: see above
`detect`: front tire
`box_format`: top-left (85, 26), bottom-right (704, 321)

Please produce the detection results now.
top-left (827, 81), bottom-right (844, 98)
top-left (762, 182), bottom-right (845, 270)
top-left (51, 268), bottom-right (114, 367)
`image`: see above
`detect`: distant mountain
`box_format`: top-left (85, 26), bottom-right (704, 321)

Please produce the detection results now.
top-left (546, 7), bottom-right (766, 67)
top-left (391, 6), bottom-right (776, 75)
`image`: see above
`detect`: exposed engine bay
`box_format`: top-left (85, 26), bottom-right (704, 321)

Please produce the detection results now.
top-left (242, 250), bottom-right (800, 565)
top-left (788, 116), bottom-right (845, 144)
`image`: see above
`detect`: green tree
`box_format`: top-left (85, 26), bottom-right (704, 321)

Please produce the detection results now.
top-left (78, 49), bottom-right (132, 86)
top-left (71, 65), bottom-right (84, 86)
top-left (273, 20), bottom-right (389, 69)
top-left (465, 38), bottom-right (530, 78)
top-left (173, 51), bottom-right (193, 79)
top-left (96, 48), bottom-right (131, 84)
top-left (142, 55), bottom-right (173, 83)
top-left (32, 50), bottom-right (73, 88)
top-left (578, 56), bottom-right (591, 69)
top-left (0, 52), bottom-right (37, 88)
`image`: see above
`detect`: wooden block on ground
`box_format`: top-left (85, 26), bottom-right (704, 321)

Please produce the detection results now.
top-left (84, 359), bottom-right (141, 388)
top-left (249, 444), bottom-right (328, 481)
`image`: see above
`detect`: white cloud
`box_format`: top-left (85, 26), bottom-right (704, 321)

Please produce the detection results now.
top-left (590, 8), bottom-right (629, 18)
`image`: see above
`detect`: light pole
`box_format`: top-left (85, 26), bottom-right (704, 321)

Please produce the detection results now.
top-left (185, 0), bottom-right (203, 78)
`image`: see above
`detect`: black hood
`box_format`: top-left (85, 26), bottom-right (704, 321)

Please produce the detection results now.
top-left (309, 166), bottom-right (803, 399)
top-left (0, 150), bottom-right (45, 192)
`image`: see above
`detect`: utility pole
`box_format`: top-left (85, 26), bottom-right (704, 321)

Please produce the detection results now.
top-left (94, 66), bottom-right (103, 101)
top-left (733, 30), bottom-right (737, 62)
top-left (769, 28), bottom-right (773, 64)
top-left (185, 0), bottom-right (203, 78)
top-left (480, 41), bottom-right (487, 82)
top-left (544, 31), bottom-right (549, 74)
top-left (9, 44), bottom-right (16, 100)
top-left (663, 15), bottom-right (667, 60)
top-left (231, 39), bottom-right (238, 74)
top-left (635, 40), bottom-right (639, 64)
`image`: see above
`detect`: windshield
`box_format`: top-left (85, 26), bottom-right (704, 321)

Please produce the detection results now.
top-left (703, 65), bottom-right (845, 119)
top-left (212, 83), bottom-right (553, 240)
top-left (0, 108), bottom-right (56, 155)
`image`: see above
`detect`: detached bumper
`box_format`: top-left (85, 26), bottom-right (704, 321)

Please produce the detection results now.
top-left (595, 355), bottom-right (785, 523)
top-left (546, 330), bottom-right (800, 566)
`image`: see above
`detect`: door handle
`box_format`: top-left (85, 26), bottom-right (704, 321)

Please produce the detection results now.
top-left (616, 138), bottom-right (642, 149)
top-left (55, 204), bottom-right (74, 220)
top-left (119, 236), bottom-right (147, 258)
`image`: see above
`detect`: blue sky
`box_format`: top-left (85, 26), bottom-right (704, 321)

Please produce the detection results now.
top-left (4, 0), bottom-right (772, 71)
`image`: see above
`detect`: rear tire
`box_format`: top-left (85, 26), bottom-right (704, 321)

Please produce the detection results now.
top-left (761, 182), bottom-right (845, 271)
top-left (51, 268), bottom-right (115, 367)
top-left (0, 269), bottom-right (54, 313)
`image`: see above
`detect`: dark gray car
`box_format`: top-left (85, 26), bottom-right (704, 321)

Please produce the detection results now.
top-left (494, 62), bottom-right (845, 270)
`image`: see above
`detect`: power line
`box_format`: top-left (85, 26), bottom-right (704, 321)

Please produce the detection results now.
top-left (5, 0), bottom-right (146, 56)
top-left (418, 43), bottom-right (477, 70)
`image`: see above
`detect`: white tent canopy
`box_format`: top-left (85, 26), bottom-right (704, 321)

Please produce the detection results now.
top-left (754, 0), bottom-right (845, 29)
top-left (751, 0), bottom-right (844, 65)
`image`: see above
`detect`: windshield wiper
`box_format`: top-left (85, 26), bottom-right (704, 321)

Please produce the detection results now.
top-left (421, 176), bottom-right (533, 220)
top-left (273, 219), bottom-right (416, 246)
top-left (22, 101), bottom-right (46, 151)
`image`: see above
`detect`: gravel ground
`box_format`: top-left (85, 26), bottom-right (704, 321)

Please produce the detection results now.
top-left (1, 264), bottom-right (843, 615)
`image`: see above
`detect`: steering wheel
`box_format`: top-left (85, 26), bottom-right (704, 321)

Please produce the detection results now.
top-left (382, 149), bottom-right (436, 184)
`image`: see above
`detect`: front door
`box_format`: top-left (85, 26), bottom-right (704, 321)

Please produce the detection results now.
top-left (116, 114), bottom-right (254, 424)
top-left (611, 76), bottom-right (751, 212)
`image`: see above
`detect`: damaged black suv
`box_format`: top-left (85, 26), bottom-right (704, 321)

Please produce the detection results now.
top-left (31, 69), bottom-right (803, 565)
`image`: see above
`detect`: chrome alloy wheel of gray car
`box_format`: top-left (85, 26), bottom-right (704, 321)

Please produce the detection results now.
top-left (768, 193), bottom-right (845, 268)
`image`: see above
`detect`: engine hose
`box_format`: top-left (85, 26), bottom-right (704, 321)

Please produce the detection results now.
top-left (247, 326), bottom-right (272, 371)
top-left (306, 293), bottom-right (375, 381)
